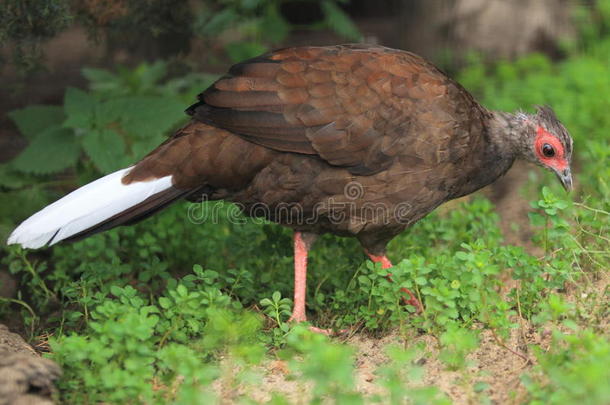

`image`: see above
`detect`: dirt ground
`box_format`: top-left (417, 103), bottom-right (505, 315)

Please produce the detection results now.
top-left (221, 163), bottom-right (578, 404)
top-left (244, 325), bottom-right (543, 404)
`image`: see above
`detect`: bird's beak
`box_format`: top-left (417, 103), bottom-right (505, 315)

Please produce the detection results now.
top-left (555, 167), bottom-right (573, 192)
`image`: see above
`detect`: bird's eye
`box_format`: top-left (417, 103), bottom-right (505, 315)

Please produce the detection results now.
top-left (542, 143), bottom-right (555, 158)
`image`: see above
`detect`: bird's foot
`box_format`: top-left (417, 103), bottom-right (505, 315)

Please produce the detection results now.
top-left (399, 287), bottom-right (423, 313)
top-left (381, 273), bottom-right (423, 313)
top-left (288, 313), bottom-right (348, 336)
top-left (308, 325), bottom-right (345, 336)
top-left (287, 311), bottom-right (307, 324)
top-left (366, 253), bottom-right (424, 313)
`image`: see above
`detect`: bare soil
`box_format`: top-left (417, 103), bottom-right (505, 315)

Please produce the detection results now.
top-left (231, 319), bottom-right (550, 404)
top-left (222, 163), bottom-right (572, 404)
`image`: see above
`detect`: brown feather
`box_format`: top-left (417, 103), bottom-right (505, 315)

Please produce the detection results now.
top-left (119, 44), bottom-right (510, 257)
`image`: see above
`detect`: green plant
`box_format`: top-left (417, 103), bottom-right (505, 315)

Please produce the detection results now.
top-left (0, 0), bottom-right (71, 71)
top-left (282, 325), bottom-right (361, 403)
top-left (438, 323), bottom-right (479, 371)
top-left (1, 0), bottom-right (361, 74)
top-left (8, 64), bottom-right (210, 176)
top-left (260, 290), bottom-right (293, 347)
top-left (50, 286), bottom-right (160, 403)
top-left (375, 344), bottom-right (451, 405)
top-left (523, 329), bottom-right (610, 405)
top-left (529, 186), bottom-right (572, 254)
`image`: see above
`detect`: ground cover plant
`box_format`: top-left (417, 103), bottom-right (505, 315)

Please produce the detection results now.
top-left (0, 2), bottom-right (609, 404)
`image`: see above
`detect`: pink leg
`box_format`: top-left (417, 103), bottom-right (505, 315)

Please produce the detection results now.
top-left (367, 253), bottom-right (393, 270)
top-left (288, 232), bottom-right (308, 323)
top-left (287, 232), bottom-right (345, 335)
top-left (367, 253), bottom-right (423, 312)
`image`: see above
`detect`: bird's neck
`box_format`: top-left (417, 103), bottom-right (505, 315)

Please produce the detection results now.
top-left (450, 111), bottom-right (526, 199)
top-left (488, 111), bottom-right (532, 156)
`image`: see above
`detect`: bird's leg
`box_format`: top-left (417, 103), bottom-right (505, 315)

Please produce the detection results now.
top-left (287, 232), bottom-right (345, 335)
top-left (366, 253), bottom-right (422, 312)
top-left (288, 231), bottom-right (309, 324)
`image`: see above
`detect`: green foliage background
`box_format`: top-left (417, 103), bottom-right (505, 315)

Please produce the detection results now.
top-left (0, 1), bottom-right (608, 404)
top-left (0, 0), bottom-right (360, 73)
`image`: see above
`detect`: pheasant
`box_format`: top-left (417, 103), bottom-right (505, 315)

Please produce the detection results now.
top-left (8, 45), bottom-right (573, 332)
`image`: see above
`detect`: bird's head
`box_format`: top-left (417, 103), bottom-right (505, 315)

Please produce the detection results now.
top-left (518, 106), bottom-right (573, 191)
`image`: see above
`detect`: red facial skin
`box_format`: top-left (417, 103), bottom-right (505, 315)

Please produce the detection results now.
top-left (535, 126), bottom-right (569, 171)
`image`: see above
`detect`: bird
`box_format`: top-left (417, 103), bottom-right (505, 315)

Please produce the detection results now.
top-left (8, 44), bottom-right (573, 333)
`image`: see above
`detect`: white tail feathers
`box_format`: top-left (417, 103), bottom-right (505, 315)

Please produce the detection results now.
top-left (7, 167), bottom-right (173, 249)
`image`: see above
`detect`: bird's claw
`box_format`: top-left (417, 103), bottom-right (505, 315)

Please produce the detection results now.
top-left (288, 314), bottom-right (349, 336)
top-left (399, 287), bottom-right (423, 313)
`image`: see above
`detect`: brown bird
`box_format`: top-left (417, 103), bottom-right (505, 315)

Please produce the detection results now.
top-left (8, 45), bottom-right (573, 332)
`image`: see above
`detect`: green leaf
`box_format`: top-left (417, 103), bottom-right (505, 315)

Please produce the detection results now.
top-left (12, 127), bottom-right (79, 175)
top-left (455, 251), bottom-right (470, 261)
top-left (0, 165), bottom-right (28, 189)
top-left (82, 67), bottom-right (119, 93)
top-left (110, 285), bottom-right (123, 296)
top-left (541, 186), bottom-right (554, 200)
top-left (96, 99), bottom-right (124, 126)
top-left (321, 1), bottom-right (361, 41)
top-left (600, 0), bottom-right (610, 20)
top-left (261, 6), bottom-right (290, 43)
top-left (225, 42), bottom-right (268, 63)
top-left (176, 284), bottom-right (188, 298)
top-left (198, 8), bottom-right (237, 36)
top-left (358, 275), bottom-right (371, 286)
top-left (64, 87), bottom-right (96, 129)
top-left (67, 311), bottom-right (83, 321)
top-left (131, 137), bottom-right (165, 161)
top-left (113, 96), bottom-right (186, 139)
top-left (8, 105), bottom-right (65, 140)
top-left (158, 297), bottom-right (171, 309)
top-left (82, 129), bottom-right (127, 174)
top-left (415, 276), bottom-right (428, 286)
top-left (272, 291), bottom-right (281, 302)
top-left (136, 61), bottom-right (168, 89)
top-left (555, 200), bottom-right (569, 209)
top-left (528, 212), bottom-right (546, 227)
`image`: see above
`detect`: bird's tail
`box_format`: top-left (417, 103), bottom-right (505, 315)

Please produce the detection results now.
top-left (7, 167), bottom-right (189, 249)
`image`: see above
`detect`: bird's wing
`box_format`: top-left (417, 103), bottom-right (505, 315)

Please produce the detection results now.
top-left (188, 44), bottom-right (484, 175)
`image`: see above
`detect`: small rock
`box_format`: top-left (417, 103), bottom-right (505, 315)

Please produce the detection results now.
top-left (0, 324), bottom-right (62, 405)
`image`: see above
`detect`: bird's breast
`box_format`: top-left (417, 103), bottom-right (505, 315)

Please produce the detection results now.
top-left (231, 153), bottom-right (456, 237)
